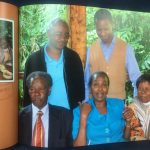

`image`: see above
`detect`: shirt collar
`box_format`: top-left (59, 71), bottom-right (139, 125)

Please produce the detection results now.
top-left (135, 96), bottom-right (150, 107)
top-left (88, 97), bottom-right (108, 110)
top-left (143, 101), bottom-right (150, 107)
top-left (99, 35), bottom-right (115, 47)
top-left (32, 103), bottom-right (49, 117)
top-left (44, 44), bottom-right (64, 64)
top-left (87, 97), bottom-right (97, 109)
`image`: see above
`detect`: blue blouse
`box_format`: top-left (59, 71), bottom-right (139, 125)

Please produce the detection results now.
top-left (72, 98), bottom-right (125, 145)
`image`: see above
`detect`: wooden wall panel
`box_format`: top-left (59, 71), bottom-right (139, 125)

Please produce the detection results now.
top-left (68, 5), bottom-right (86, 66)
top-left (0, 2), bottom-right (18, 149)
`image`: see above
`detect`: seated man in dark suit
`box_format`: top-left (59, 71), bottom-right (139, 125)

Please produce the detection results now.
top-left (19, 71), bottom-right (73, 148)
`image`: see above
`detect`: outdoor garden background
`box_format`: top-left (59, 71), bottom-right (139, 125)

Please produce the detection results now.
top-left (19, 4), bottom-right (150, 107)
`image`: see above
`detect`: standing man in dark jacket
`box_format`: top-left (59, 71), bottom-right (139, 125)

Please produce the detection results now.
top-left (23, 18), bottom-right (85, 109)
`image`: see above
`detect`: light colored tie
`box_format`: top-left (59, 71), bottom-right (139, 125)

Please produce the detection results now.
top-left (32, 111), bottom-right (45, 147)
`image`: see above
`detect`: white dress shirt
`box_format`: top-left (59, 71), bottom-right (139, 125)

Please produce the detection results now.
top-left (32, 104), bottom-right (49, 147)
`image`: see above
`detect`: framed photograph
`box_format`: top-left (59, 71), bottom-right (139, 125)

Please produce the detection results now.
top-left (0, 18), bottom-right (14, 82)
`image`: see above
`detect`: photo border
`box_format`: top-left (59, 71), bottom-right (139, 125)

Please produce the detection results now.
top-left (0, 18), bottom-right (14, 82)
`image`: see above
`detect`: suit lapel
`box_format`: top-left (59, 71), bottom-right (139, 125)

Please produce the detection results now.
top-left (48, 105), bottom-right (60, 147)
top-left (23, 105), bottom-right (32, 145)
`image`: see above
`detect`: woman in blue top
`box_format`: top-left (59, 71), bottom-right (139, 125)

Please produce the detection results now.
top-left (73, 71), bottom-right (133, 146)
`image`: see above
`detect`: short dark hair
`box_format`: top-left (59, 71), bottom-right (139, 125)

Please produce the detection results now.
top-left (26, 71), bottom-right (52, 89)
top-left (136, 74), bottom-right (150, 89)
top-left (88, 71), bottom-right (110, 87)
top-left (94, 9), bottom-right (113, 24)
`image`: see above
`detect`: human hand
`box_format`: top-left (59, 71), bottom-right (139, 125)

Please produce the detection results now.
top-left (78, 102), bottom-right (91, 120)
top-left (123, 106), bottom-right (134, 123)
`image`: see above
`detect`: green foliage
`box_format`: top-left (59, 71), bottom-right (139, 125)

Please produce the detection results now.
top-left (19, 4), bottom-right (67, 100)
top-left (0, 19), bottom-right (13, 38)
top-left (87, 7), bottom-right (150, 72)
top-left (86, 7), bottom-right (150, 101)
top-left (19, 4), bottom-right (67, 72)
top-left (19, 5), bottom-right (150, 102)
top-left (19, 79), bottom-right (23, 108)
top-left (86, 7), bottom-right (99, 47)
